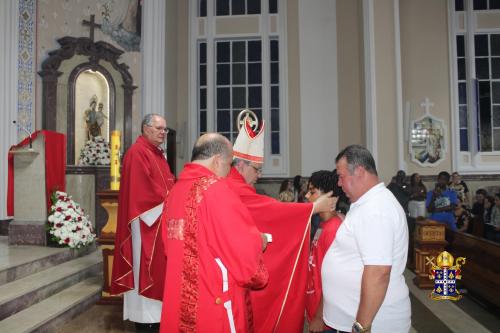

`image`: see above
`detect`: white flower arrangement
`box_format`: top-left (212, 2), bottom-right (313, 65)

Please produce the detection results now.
top-left (78, 136), bottom-right (111, 166)
top-left (47, 191), bottom-right (96, 249)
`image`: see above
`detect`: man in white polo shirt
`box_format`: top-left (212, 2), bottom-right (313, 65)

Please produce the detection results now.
top-left (322, 145), bottom-right (411, 333)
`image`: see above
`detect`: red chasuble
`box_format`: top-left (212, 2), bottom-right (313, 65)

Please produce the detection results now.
top-left (111, 136), bottom-right (175, 300)
top-left (160, 163), bottom-right (268, 333)
top-left (226, 167), bottom-right (313, 333)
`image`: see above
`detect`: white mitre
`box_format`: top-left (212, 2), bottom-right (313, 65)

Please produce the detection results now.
top-left (233, 115), bottom-right (265, 163)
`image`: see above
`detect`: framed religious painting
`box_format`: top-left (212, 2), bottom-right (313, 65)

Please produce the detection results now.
top-left (409, 115), bottom-right (446, 167)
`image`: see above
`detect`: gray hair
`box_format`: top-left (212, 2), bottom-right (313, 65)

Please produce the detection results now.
top-left (191, 133), bottom-right (231, 161)
top-left (141, 113), bottom-right (163, 134)
top-left (335, 145), bottom-right (378, 176)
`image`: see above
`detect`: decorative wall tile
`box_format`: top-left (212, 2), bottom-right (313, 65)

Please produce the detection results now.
top-left (17, 0), bottom-right (35, 140)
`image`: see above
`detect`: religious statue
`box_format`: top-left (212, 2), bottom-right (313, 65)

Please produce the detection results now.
top-left (84, 95), bottom-right (107, 140)
top-left (96, 102), bottom-right (107, 130)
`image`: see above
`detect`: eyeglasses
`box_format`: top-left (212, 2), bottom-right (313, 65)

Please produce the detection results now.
top-left (147, 125), bottom-right (169, 134)
top-left (249, 164), bottom-right (263, 174)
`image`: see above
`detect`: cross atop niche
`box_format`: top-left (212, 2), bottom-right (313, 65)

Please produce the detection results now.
top-left (420, 97), bottom-right (434, 115)
top-left (82, 14), bottom-right (101, 42)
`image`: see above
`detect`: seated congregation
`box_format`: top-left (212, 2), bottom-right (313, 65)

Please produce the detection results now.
top-left (386, 170), bottom-right (500, 243)
top-left (384, 169), bottom-right (500, 311)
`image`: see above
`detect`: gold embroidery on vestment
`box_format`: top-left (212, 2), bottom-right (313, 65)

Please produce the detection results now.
top-left (167, 218), bottom-right (186, 240)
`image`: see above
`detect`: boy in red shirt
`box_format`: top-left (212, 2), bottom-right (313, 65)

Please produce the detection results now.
top-left (305, 170), bottom-right (349, 333)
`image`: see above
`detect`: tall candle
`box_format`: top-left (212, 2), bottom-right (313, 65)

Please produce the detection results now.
top-left (110, 130), bottom-right (120, 190)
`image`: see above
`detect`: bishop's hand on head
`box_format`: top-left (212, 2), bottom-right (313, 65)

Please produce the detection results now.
top-left (312, 191), bottom-right (338, 214)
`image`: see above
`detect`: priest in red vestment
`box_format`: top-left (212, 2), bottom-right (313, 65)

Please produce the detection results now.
top-left (227, 111), bottom-right (336, 333)
top-left (160, 133), bottom-right (269, 333)
top-left (111, 114), bottom-right (175, 328)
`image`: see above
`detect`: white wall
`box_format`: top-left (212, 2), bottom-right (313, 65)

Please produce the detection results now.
top-left (298, 0), bottom-right (339, 175)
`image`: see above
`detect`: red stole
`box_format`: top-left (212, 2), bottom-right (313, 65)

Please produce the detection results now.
top-left (227, 168), bottom-right (313, 333)
top-left (7, 130), bottom-right (66, 216)
top-left (111, 136), bottom-right (175, 300)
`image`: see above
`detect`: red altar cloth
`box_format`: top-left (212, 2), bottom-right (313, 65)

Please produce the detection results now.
top-left (7, 130), bottom-right (66, 217)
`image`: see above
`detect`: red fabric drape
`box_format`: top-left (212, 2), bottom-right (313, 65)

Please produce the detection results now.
top-left (7, 130), bottom-right (66, 216)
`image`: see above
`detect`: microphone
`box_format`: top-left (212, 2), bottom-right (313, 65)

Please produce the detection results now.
top-left (13, 120), bottom-right (33, 149)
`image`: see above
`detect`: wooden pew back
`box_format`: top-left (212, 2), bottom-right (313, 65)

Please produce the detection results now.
top-left (446, 229), bottom-right (500, 309)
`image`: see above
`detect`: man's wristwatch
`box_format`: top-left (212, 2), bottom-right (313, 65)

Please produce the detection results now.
top-left (352, 321), bottom-right (371, 333)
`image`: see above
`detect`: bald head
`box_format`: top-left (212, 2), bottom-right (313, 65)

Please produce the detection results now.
top-left (191, 133), bottom-right (232, 162)
top-left (191, 133), bottom-right (233, 177)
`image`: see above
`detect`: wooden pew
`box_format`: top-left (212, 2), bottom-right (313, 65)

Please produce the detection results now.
top-left (446, 229), bottom-right (500, 310)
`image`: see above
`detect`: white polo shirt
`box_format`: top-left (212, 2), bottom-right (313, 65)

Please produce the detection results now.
top-left (321, 183), bottom-right (411, 333)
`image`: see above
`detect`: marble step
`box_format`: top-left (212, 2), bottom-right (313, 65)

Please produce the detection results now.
top-left (0, 276), bottom-right (102, 333)
top-left (0, 236), bottom-right (96, 286)
top-left (0, 250), bottom-right (102, 321)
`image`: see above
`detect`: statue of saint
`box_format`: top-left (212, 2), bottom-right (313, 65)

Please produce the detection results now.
top-left (96, 102), bottom-right (107, 131)
top-left (84, 96), bottom-right (104, 140)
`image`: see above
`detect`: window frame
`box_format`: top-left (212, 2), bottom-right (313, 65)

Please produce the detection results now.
top-left (189, 0), bottom-right (289, 176)
top-left (449, 0), bottom-right (500, 172)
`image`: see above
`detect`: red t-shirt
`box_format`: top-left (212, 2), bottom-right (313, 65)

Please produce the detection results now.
top-left (306, 215), bottom-right (342, 322)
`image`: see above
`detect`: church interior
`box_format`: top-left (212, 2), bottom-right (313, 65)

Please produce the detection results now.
top-left (0, 0), bottom-right (499, 332)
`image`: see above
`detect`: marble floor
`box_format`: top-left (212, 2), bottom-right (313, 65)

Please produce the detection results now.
top-left (55, 270), bottom-right (500, 333)
top-left (55, 304), bottom-right (135, 333)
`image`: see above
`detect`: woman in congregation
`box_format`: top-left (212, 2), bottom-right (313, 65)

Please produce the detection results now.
top-left (293, 175), bottom-right (308, 202)
top-left (485, 194), bottom-right (500, 242)
top-left (454, 197), bottom-right (471, 232)
top-left (278, 179), bottom-right (294, 202)
top-left (304, 170), bottom-right (348, 333)
top-left (449, 172), bottom-right (471, 208)
top-left (407, 173), bottom-right (427, 219)
top-left (483, 195), bottom-right (495, 227)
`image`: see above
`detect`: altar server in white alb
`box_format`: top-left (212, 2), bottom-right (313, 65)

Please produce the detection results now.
top-left (322, 145), bottom-right (411, 333)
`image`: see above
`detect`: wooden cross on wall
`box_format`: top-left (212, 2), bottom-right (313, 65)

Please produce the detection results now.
top-left (82, 14), bottom-right (101, 42)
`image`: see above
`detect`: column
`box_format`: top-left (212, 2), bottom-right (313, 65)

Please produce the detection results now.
top-left (0, 0), bottom-right (19, 219)
top-left (298, 0), bottom-right (339, 175)
top-left (363, 0), bottom-right (378, 165)
top-left (364, 0), bottom-right (401, 182)
top-left (141, 0), bottom-right (167, 118)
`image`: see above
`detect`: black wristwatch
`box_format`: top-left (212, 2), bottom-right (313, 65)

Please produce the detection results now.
top-left (352, 321), bottom-right (371, 333)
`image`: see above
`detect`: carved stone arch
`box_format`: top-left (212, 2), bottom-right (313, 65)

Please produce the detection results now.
top-left (67, 63), bottom-right (116, 164)
top-left (38, 37), bottom-right (137, 164)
